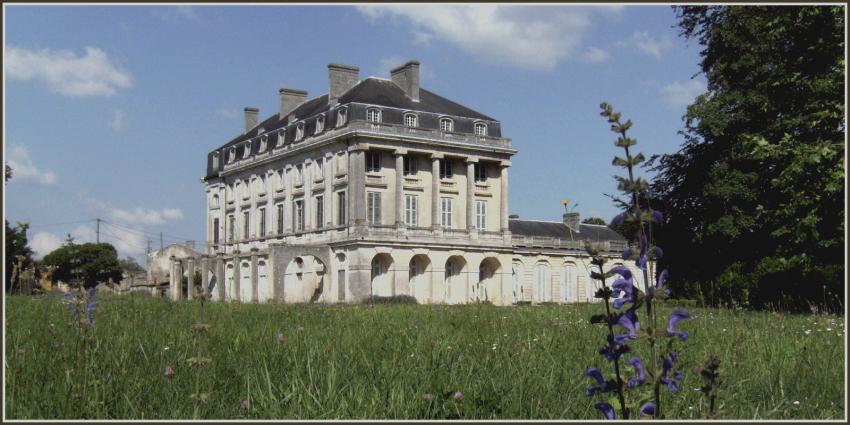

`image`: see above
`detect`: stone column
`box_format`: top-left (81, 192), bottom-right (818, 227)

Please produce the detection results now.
top-left (251, 250), bottom-right (259, 303)
top-left (169, 257), bottom-right (177, 300)
top-left (304, 159), bottom-right (313, 231)
top-left (233, 252), bottom-right (241, 302)
top-left (173, 259), bottom-right (183, 301)
top-left (324, 154), bottom-right (333, 227)
top-left (284, 165), bottom-right (293, 232)
top-left (186, 257), bottom-right (196, 300)
top-left (215, 257), bottom-right (225, 301)
top-left (394, 150), bottom-right (405, 227)
top-left (430, 154), bottom-right (442, 230)
top-left (348, 148), bottom-right (367, 225)
top-left (500, 163), bottom-right (510, 232)
top-left (218, 184), bottom-right (226, 254)
top-left (200, 256), bottom-right (210, 298)
top-left (466, 157), bottom-right (477, 236)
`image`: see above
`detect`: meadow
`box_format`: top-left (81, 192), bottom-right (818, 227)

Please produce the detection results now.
top-left (4, 293), bottom-right (845, 420)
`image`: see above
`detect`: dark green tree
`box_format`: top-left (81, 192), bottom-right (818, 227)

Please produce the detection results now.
top-left (42, 242), bottom-right (123, 289)
top-left (648, 6), bottom-right (844, 311)
top-left (118, 256), bottom-right (146, 274)
top-left (5, 220), bottom-right (34, 292)
top-left (581, 217), bottom-right (608, 226)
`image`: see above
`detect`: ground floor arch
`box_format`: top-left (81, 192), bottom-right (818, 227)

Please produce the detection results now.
top-left (409, 254), bottom-right (432, 303)
top-left (476, 257), bottom-right (501, 303)
top-left (282, 255), bottom-right (327, 303)
top-left (444, 255), bottom-right (467, 304)
top-left (371, 253), bottom-right (395, 297)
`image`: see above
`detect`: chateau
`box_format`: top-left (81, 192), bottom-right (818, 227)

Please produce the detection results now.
top-left (172, 61), bottom-right (640, 305)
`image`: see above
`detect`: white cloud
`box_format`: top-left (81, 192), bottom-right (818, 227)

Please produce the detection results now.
top-left (5, 46), bottom-right (133, 97)
top-left (377, 56), bottom-right (436, 81)
top-left (660, 79), bottom-right (706, 107)
top-left (216, 108), bottom-right (239, 120)
top-left (580, 47), bottom-right (611, 64)
top-left (109, 109), bottom-right (127, 131)
top-left (7, 146), bottom-right (57, 185)
top-left (153, 6), bottom-right (202, 23)
top-left (357, 5), bottom-right (619, 71)
top-left (109, 207), bottom-right (184, 226)
top-left (162, 208), bottom-right (184, 220)
top-left (30, 232), bottom-right (64, 259)
top-left (618, 31), bottom-right (673, 59)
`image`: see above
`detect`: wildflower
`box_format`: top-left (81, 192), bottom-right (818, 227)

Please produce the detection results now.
top-left (622, 247), bottom-right (634, 260)
top-left (660, 352), bottom-right (683, 393)
top-left (276, 331), bottom-right (285, 343)
top-left (453, 391), bottom-right (464, 402)
top-left (651, 246), bottom-right (664, 259)
top-left (651, 209), bottom-right (664, 223)
top-left (649, 270), bottom-right (670, 299)
top-left (639, 402), bottom-right (656, 417)
top-left (583, 367), bottom-right (611, 396)
top-left (612, 212), bottom-right (628, 226)
top-left (165, 365), bottom-right (174, 379)
top-left (610, 265), bottom-right (633, 280)
top-left (423, 392), bottom-right (434, 402)
top-left (241, 399), bottom-right (250, 410)
top-left (594, 402), bottom-right (616, 420)
top-left (636, 233), bottom-right (649, 270)
top-left (667, 310), bottom-right (691, 341)
top-left (627, 356), bottom-right (646, 388)
top-left (611, 278), bottom-right (636, 310)
top-left (614, 307), bottom-right (640, 344)
top-left (793, 400), bottom-right (801, 406)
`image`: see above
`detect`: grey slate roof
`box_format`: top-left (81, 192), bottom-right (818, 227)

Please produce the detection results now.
top-left (509, 219), bottom-right (626, 242)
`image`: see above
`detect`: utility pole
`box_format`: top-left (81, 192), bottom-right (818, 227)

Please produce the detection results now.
top-left (160, 232), bottom-right (164, 250)
top-left (96, 218), bottom-right (101, 243)
top-left (147, 239), bottom-right (151, 255)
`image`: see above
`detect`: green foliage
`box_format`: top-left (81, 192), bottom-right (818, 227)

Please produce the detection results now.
top-left (5, 163), bottom-right (12, 182)
top-left (650, 6), bottom-right (845, 311)
top-left (42, 242), bottom-right (123, 289)
top-left (4, 296), bottom-right (844, 419)
top-left (581, 217), bottom-right (607, 226)
top-left (5, 220), bottom-right (34, 292)
top-left (118, 256), bottom-right (146, 275)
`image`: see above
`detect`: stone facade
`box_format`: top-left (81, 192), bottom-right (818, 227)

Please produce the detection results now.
top-left (187, 61), bottom-right (640, 305)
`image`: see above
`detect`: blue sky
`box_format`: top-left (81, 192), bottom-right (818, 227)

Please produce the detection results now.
top-left (4, 5), bottom-right (706, 262)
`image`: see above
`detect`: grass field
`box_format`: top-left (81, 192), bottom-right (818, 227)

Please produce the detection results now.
top-left (4, 293), bottom-right (845, 420)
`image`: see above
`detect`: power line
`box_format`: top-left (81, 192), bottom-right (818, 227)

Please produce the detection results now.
top-left (100, 220), bottom-right (200, 244)
top-left (25, 219), bottom-right (95, 228)
top-left (99, 227), bottom-right (150, 251)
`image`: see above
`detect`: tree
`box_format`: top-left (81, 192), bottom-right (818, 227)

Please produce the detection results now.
top-left (118, 256), bottom-right (146, 274)
top-left (5, 220), bottom-right (34, 292)
top-left (581, 217), bottom-right (607, 226)
top-left (648, 6), bottom-right (844, 311)
top-left (42, 242), bottom-right (123, 289)
top-left (5, 164), bottom-right (12, 183)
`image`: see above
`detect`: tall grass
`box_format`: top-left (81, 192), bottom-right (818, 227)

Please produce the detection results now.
top-left (4, 294), bottom-right (844, 419)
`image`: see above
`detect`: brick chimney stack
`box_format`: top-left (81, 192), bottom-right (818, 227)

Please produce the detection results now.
top-left (390, 60), bottom-right (420, 102)
top-left (244, 107), bottom-right (259, 134)
top-left (328, 63), bottom-right (360, 107)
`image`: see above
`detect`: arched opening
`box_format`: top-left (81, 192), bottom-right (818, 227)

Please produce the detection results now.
top-left (409, 255), bottom-right (432, 303)
top-left (371, 253), bottom-right (395, 297)
top-left (336, 253), bottom-right (348, 302)
top-left (225, 264), bottom-right (235, 302)
top-left (477, 257), bottom-right (501, 304)
top-left (283, 255), bottom-right (326, 303)
top-left (444, 256), bottom-right (467, 304)
top-left (564, 262), bottom-right (578, 303)
top-left (536, 261), bottom-right (551, 303)
top-left (240, 261), bottom-right (252, 302)
top-left (257, 260), bottom-right (270, 302)
top-left (511, 261), bottom-right (523, 303)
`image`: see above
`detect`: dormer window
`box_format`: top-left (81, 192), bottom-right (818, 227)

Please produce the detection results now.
top-left (336, 107), bottom-right (347, 127)
top-left (366, 108), bottom-right (381, 123)
top-left (295, 122), bottom-right (305, 141)
top-left (259, 135), bottom-right (268, 152)
top-left (315, 115), bottom-right (325, 134)
top-left (228, 147), bottom-right (236, 163)
top-left (212, 152), bottom-right (220, 168)
top-left (440, 118), bottom-right (454, 132)
top-left (404, 113), bottom-right (418, 127)
top-left (276, 130), bottom-right (285, 148)
top-left (474, 122), bottom-right (487, 136)
top-left (242, 142), bottom-right (251, 159)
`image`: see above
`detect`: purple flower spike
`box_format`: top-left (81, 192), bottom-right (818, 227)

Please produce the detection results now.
top-left (622, 247), bottom-right (633, 260)
top-left (667, 310), bottom-right (691, 341)
top-left (611, 212), bottom-right (628, 226)
top-left (583, 367), bottom-right (610, 396)
top-left (595, 402), bottom-right (616, 420)
top-left (651, 246), bottom-right (664, 259)
top-left (652, 210), bottom-right (664, 223)
top-left (660, 351), bottom-right (682, 393)
top-left (639, 402), bottom-right (657, 417)
top-left (614, 308), bottom-right (640, 344)
top-left (627, 356), bottom-right (646, 388)
top-left (610, 266), bottom-right (632, 280)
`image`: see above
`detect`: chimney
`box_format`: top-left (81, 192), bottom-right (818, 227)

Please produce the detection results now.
top-left (244, 107), bottom-right (259, 134)
top-left (390, 60), bottom-right (420, 102)
top-left (564, 212), bottom-right (580, 233)
top-left (328, 63), bottom-right (360, 107)
top-left (279, 88), bottom-right (308, 120)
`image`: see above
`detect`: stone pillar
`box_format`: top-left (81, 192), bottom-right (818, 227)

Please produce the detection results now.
top-left (173, 259), bottom-right (183, 301)
top-left (394, 151), bottom-right (405, 227)
top-left (500, 163), bottom-right (510, 232)
top-left (324, 154), bottom-right (333, 227)
top-left (215, 257), bottom-right (225, 301)
top-left (466, 157), bottom-right (477, 236)
top-left (168, 257), bottom-right (176, 300)
top-left (348, 148), bottom-right (367, 225)
top-left (186, 257), bottom-right (196, 300)
top-left (284, 165), bottom-right (293, 232)
top-left (233, 252), bottom-right (241, 302)
top-left (251, 250), bottom-right (259, 303)
top-left (200, 256), bottom-right (210, 298)
top-left (431, 154), bottom-right (442, 230)
top-left (304, 159), bottom-right (313, 230)
top-left (218, 184), bottom-right (226, 254)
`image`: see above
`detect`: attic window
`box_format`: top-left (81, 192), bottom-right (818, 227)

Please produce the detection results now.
top-left (259, 135), bottom-right (268, 152)
top-left (212, 152), bottom-right (220, 168)
top-left (474, 122), bottom-right (487, 136)
top-left (366, 108), bottom-right (381, 123)
top-left (404, 113), bottom-right (418, 127)
top-left (276, 130), bottom-right (285, 148)
top-left (242, 142), bottom-right (251, 159)
top-left (315, 115), bottom-right (325, 134)
top-left (336, 108), bottom-right (347, 127)
top-left (440, 118), bottom-right (454, 132)
top-left (295, 122), bottom-right (305, 141)
top-left (228, 147), bottom-right (236, 163)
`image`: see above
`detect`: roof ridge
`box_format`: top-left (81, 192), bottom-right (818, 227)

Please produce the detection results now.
top-left (509, 218), bottom-right (565, 224)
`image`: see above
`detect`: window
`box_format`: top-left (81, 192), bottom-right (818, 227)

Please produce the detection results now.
top-left (295, 122), bottom-right (305, 141)
top-left (367, 192), bottom-right (382, 224)
top-left (366, 108), bottom-right (381, 123)
top-left (211, 194), bottom-right (220, 208)
top-left (213, 218), bottom-right (220, 245)
top-left (405, 195), bottom-right (418, 227)
top-left (242, 210), bottom-right (250, 240)
top-left (259, 135), bottom-right (268, 152)
top-left (336, 108), bottom-right (347, 127)
top-left (537, 263), bottom-right (550, 302)
top-left (294, 200), bottom-right (304, 232)
top-left (441, 197), bottom-right (453, 229)
top-left (474, 122), bottom-right (487, 136)
top-left (227, 215), bottom-right (235, 243)
top-left (228, 147), bottom-right (235, 163)
top-left (337, 191), bottom-right (347, 225)
top-left (403, 156), bottom-right (416, 176)
top-left (258, 207), bottom-right (266, 237)
top-left (365, 151), bottom-right (381, 173)
top-left (276, 204), bottom-right (284, 234)
top-left (440, 118), bottom-right (454, 132)
top-left (404, 113), bottom-right (418, 127)
top-left (475, 200), bottom-right (487, 231)
top-left (315, 195), bottom-right (324, 229)
top-left (336, 152), bottom-right (347, 175)
top-left (212, 152), bottom-right (219, 169)
top-left (474, 163), bottom-right (487, 182)
top-left (242, 142), bottom-right (251, 159)
top-left (295, 165), bottom-right (303, 186)
top-left (314, 159), bottom-right (324, 180)
top-left (564, 263), bottom-right (577, 303)
top-left (276, 130), bottom-right (285, 148)
top-left (439, 159), bottom-right (453, 179)
top-left (315, 115), bottom-right (325, 134)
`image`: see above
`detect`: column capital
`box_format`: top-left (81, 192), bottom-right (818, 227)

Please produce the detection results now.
top-left (393, 148), bottom-right (408, 156)
top-left (465, 156), bottom-right (479, 164)
top-left (429, 152), bottom-right (444, 160)
top-left (499, 160), bottom-right (512, 168)
top-left (348, 143), bottom-right (368, 152)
